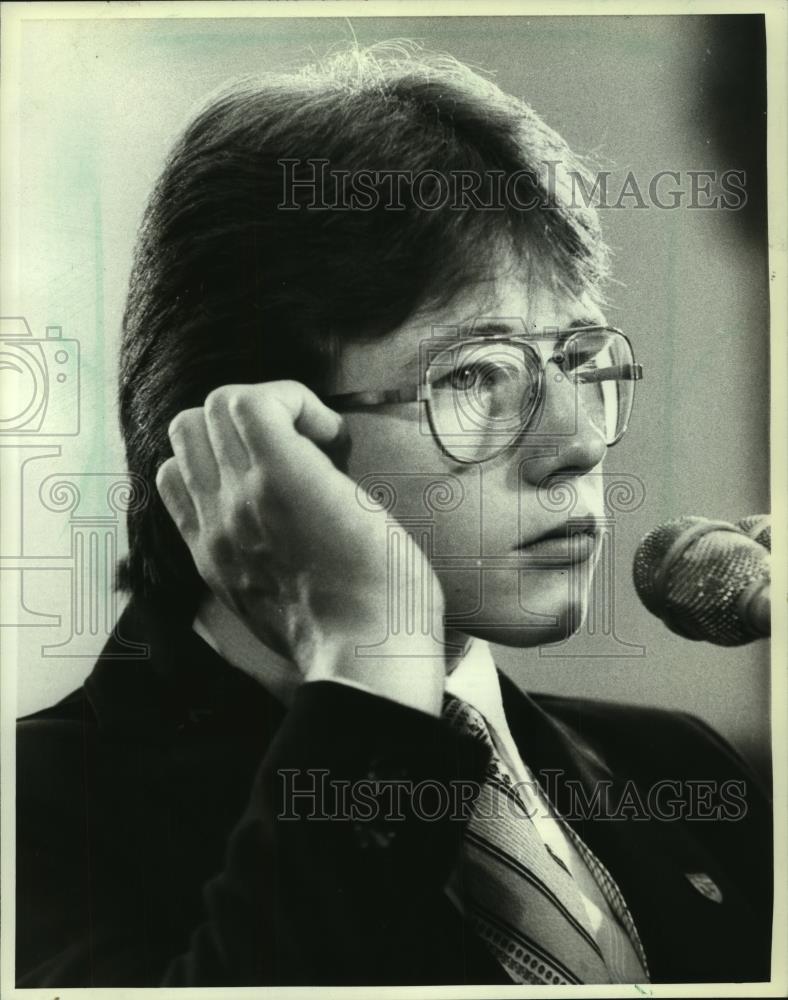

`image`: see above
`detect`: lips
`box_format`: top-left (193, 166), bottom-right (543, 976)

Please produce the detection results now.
top-left (514, 519), bottom-right (601, 564)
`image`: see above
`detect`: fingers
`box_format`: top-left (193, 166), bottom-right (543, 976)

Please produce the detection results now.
top-left (158, 381), bottom-right (345, 539)
top-left (274, 380), bottom-right (344, 445)
top-left (162, 407), bottom-right (222, 534)
top-left (228, 381), bottom-right (344, 466)
top-left (156, 456), bottom-right (198, 536)
top-left (168, 407), bottom-right (220, 493)
top-left (204, 387), bottom-right (252, 472)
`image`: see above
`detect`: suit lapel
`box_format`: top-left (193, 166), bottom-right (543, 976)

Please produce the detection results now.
top-left (496, 671), bottom-right (769, 983)
top-left (85, 598), bottom-right (288, 737)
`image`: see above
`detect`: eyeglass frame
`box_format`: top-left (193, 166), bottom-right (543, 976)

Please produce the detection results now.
top-left (321, 324), bottom-right (643, 465)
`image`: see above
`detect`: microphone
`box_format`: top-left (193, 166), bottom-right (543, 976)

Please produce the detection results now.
top-left (736, 513), bottom-right (771, 551)
top-left (633, 516), bottom-right (770, 645)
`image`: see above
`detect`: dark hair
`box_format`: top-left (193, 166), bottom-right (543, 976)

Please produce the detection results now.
top-left (117, 41), bottom-right (610, 617)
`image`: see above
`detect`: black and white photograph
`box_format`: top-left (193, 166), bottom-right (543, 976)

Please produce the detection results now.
top-left (1, 2), bottom-right (785, 995)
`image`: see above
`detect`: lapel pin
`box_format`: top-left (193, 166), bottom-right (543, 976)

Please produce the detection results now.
top-left (685, 872), bottom-right (723, 903)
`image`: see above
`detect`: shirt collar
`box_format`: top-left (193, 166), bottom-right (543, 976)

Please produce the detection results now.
top-left (444, 635), bottom-right (515, 752)
top-left (193, 595), bottom-right (509, 729)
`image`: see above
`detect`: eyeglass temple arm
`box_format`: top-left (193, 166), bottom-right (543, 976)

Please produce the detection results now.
top-left (323, 385), bottom-right (429, 410)
top-left (324, 365), bottom-right (643, 409)
top-left (573, 363), bottom-right (643, 384)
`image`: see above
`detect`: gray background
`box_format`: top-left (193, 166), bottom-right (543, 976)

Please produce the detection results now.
top-left (6, 14), bottom-right (771, 774)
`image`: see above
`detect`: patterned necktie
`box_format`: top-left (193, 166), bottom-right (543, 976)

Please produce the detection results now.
top-left (443, 693), bottom-right (643, 986)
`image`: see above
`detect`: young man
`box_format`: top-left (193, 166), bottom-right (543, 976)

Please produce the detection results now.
top-left (16, 44), bottom-right (772, 987)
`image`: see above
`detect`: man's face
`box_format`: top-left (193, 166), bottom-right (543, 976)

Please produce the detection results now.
top-left (333, 251), bottom-right (610, 650)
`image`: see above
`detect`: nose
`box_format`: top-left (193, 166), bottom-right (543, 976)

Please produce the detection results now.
top-left (516, 359), bottom-right (608, 485)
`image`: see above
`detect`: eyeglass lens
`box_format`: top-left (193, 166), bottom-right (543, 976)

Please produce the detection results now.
top-left (426, 329), bottom-right (635, 463)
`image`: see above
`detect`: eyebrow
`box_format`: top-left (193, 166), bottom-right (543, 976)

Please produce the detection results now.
top-left (461, 321), bottom-right (515, 337)
top-left (455, 316), bottom-right (603, 340)
top-left (396, 316), bottom-right (606, 375)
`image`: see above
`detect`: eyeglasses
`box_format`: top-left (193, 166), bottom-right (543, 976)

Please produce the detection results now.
top-left (323, 325), bottom-right (642, 465)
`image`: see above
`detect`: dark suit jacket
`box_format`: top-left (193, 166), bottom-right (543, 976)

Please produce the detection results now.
top-left (16, 598), bottom-right (773, 987)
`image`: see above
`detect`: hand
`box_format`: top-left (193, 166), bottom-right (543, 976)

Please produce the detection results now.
top-left (156, 381), bottom-right (447, 712)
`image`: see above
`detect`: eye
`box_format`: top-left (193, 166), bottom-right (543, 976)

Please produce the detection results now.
top-left (560, 332), bottom-right (610, 372)
top-left (562, 347), bottom-right (599, 371)
top-left (432, 361), bottom-right (519, 392)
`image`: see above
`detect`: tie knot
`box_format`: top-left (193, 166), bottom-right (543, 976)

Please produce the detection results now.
top-left (442, 693), bottom-right (496, 751)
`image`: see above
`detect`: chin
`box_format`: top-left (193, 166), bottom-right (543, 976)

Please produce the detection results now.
top-left (442, 568), bottom-right (590, 648)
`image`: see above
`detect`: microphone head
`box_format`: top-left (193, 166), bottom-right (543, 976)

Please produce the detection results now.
top-left (633, 516), bottom-right (770, 645)
top-left (736, 514), bottom-right (771, 551)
